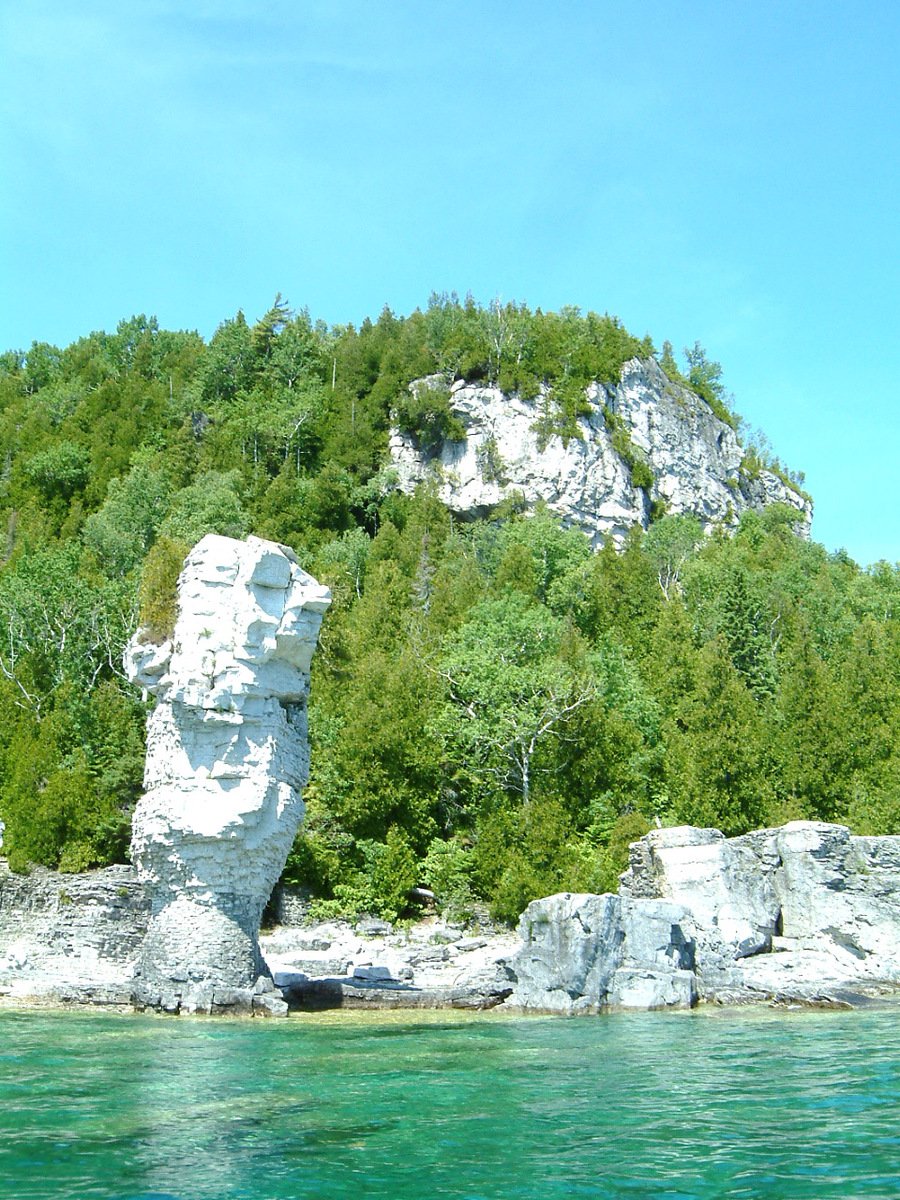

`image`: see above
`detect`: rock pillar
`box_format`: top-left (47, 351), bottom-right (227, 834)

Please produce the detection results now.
top-left (124, 534), bottom-right (330, 1013)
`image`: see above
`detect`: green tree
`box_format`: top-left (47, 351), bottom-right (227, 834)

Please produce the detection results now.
top-left (434, 593), bottom-right (600, 805)
top-left (82, 452), bottom-right (172, 574)
top-left (642, 514), bottom-right (704, 600)
top-left (664, 637), bottom-right (773, 834)
top-left (160, 470), bottom-right (248, 544)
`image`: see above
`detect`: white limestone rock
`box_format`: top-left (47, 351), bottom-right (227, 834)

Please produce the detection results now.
top-left (508, 893), bottom-right (622, 1013)
top-left (389, 359), bottom-right (811, 546)
top-left (507, 892), bottom-right (697, 1013)
top-left (124, 534), bottom-right (330, 1013)
top-left (620, 821), bottom-right (900, 1001)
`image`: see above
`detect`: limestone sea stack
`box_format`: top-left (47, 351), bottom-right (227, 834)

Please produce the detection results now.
top-left (124, 534), bottom-right (330, 1014)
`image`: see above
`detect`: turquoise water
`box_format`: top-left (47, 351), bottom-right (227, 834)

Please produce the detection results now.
top-left (1, 1006), bottom-right (899, 1199)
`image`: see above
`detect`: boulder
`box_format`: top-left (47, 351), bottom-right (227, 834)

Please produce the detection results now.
top-left (507, 893), bottom-right (697, 1013)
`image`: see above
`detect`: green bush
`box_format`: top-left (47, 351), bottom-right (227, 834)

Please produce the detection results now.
top-left (393, 379), bottom-right (465, 455)
top-left (422, 835), bottom-right (478, 920)
top-left (138, 536), bottom-right (189, 642)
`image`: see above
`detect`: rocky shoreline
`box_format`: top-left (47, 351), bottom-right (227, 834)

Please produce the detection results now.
top-left (2, 819), bottom-right (900, 1018)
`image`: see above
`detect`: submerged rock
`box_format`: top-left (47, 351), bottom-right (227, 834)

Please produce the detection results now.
top-left (124, 534), bottom-right (330, 1014)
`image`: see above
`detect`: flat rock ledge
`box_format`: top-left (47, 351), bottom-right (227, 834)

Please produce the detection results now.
top-left (2, 821), bottom-right (900, 1016)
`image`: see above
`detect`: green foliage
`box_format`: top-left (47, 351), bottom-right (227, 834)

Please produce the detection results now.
top-left (24, 440), bottom-right (90, 500)
top-left (160, 470), bottom-right (248, 544)
top-left (475, 435), bottom-right (506, 484)
top-left (603, 409), bottom-right (654, 491)
top-left (0, 544), bottom-right (137, 711)
top-left (82, 452), bottom-right (172, 574)
top-left (434, 592), bottom-right (601, 805)
top-left (533, 379), bottom-right (592, 449)
top-left (0, 681), bottom-right (141, 872)
top-left (643, 514), bottom-right (704, 600)
top-left (138, 536), bottom-right (189, 642)
top-left (683, 342), bottom-right (739, 429)
top-left (393, 378), bottom-right (465, 455)
top-left (422, 835), bottom-right (479, 920)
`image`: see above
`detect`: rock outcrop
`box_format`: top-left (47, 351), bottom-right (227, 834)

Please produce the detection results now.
top-left (509, 821), bottom-right (900, 1013)
top-left (508, 893), bottom-right (698, 1013)
top-left (124, 534), bottom-right (330, 1014)
top-left (3, 820), bottom-right (900, 1015)
top-left (389, 359), bottom-right (811, 546)
top-left (0, 861), bottom-right (149, 1006)
top-left (620, 821), bottom-right (900, 1003)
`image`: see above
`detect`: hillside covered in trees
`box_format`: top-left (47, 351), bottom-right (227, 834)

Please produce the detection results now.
top-left (0, 295), bottom-right (897, 923)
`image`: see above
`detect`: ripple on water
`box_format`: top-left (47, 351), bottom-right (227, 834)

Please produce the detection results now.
top-left (1, 1006), bottom-right (899, 1199)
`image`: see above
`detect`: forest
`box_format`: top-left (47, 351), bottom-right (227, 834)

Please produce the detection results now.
top-left (0, 294), bottom-right (897, 924)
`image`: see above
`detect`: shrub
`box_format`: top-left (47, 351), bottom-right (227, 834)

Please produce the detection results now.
top-left (394, 379), bottom-right (465, 455)
top-left (422, 835), bottom-right (478, 920)
top-left (138, 536), bottom-right (189, 642)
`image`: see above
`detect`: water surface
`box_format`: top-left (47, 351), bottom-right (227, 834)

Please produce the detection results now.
top-left (1, 1005), bottom-right (899, 1199)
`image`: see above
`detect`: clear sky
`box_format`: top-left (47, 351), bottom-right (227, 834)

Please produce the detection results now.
top-left (2, 1), bottom-right (898, 566)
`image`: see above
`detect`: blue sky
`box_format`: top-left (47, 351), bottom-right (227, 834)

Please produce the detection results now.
top-left (1, 1), bottom-right (898, 566)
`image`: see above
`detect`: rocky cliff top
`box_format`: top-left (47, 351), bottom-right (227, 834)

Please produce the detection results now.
top-left (390, 358), bottom-right (811, 546)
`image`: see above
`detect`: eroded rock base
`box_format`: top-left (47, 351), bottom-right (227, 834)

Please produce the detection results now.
top-left (132, 895), bottom-right (288, 1014)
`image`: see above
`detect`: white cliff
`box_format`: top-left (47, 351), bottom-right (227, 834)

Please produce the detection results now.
top-left (389, 359), bottom-right (811, 546)
top-left (124, 534), bottom-right (330, 1014)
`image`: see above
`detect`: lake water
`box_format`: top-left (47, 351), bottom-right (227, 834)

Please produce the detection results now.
top-left (1, 1005), bottom-right (899, 1199)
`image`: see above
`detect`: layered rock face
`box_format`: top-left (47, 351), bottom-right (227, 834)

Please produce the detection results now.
top-left (509, 822), bottom-right (900, 1012)
top-left (620, 822), bottom-right (900, 1002)
top-left (0, 862), bottom-right (149, 1006)
top-left (389, 359), bottom-right (811, 546)
top-left (124, 534), bottom-right (330, 1014)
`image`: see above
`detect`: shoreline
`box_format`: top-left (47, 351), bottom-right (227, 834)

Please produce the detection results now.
top-left (3, 987), bottom-right (900, 1024)
top-left (5, 821), bottom-right (900, 1018)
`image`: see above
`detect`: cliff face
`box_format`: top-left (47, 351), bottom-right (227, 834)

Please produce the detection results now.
top-left (389, 358), bottom-right (811, 545)
top-left (124, 534), bottom-right (331, 1014)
